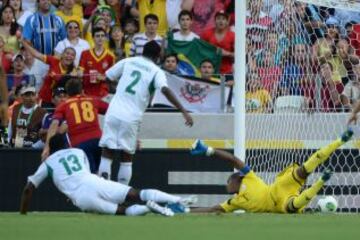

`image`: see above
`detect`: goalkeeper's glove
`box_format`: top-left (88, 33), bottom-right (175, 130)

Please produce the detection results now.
top-left (190, 139), bottom-right (214, 156)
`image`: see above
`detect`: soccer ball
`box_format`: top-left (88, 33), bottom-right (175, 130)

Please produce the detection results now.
top-left (316, 196), bottom-right (338, 213)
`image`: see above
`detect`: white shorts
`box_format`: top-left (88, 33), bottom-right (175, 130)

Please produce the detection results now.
top-left (73, 175), bottom-right (131, 214)
top-left (99, 115), bottom-right (140, 154)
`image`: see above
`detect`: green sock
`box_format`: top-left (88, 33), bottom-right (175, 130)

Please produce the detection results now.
top-left (303, 139), bottom-right (342, 173)
top-left (293, 179), bottom-right (325, 209)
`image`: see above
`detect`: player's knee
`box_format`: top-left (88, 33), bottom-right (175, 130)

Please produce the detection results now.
top-left (125, 188), bottom-right (141, 202)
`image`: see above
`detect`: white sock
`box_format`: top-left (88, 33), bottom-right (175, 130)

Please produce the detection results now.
top-left (125, 204), bottom-right (150, 216)
top-left (98, 156), bottom-right (112, 179)
top-left (139, 189), bottom-right (181, 203)
top-left (117, 162), bottom-right (133, 185)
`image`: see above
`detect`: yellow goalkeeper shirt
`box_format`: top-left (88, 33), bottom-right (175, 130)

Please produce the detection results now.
top-left (220, 171), bottom-right (275, 213)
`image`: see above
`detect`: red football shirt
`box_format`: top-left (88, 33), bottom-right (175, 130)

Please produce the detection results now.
top-left (79, 49), bottom-right (115, 97)
top-left (201, 28), bottom-right (235, 74)
top-left (53, 95), bottom-right (108, 146)
top-left (38, 56), bottom-right (66, 104)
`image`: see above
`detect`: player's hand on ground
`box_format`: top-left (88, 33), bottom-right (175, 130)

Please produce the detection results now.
top-left (41, 146), bottom-right (50, 162)
top-left (183, 112), bottom-right (193, 127)
top-left (190, 139), bottom-right (208, 155)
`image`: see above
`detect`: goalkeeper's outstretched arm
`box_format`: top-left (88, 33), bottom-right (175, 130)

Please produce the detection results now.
top-left (190, 205), bottom-right (225, 213)
top-left (191, 140), bottom-right (246, 170)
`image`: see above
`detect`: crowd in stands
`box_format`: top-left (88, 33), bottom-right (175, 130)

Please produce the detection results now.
top-left (1, 0), bottom-right (360, 147)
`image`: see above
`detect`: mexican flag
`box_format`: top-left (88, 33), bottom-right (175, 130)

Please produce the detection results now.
top-left (151, 73), bottom-right (229, 113)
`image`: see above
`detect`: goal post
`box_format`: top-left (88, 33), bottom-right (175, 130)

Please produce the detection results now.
top-left (237, 0), bottom-right (360, 212)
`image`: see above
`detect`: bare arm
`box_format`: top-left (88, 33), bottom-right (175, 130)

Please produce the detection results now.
top-left (41, 120), bottom-right (60, 161)
top-left (212, 148), bottom-right (246, 170)
top-left (21, 40), bottom-right (46, 62)
top-left (181, 0), bottom-right (194, 10)
top-left (161, 86), bottom-right (193, 127)
top-left (190, 205), bottom-right (225, 213)
top-left (20, 182), bottom-right (35, 214)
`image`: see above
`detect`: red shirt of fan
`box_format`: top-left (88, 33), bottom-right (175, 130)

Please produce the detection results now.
top-left (38, 56), bottom-right (67, 104)
top-left (201, 29), bottom-right (235, 74)
top-left (53, 95), bottom-right (108, 146)
top-left (79, 49), bottom-right (115, 97)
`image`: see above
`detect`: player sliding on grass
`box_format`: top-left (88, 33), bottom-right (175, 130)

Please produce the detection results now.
top-left (189, 128), bottom-right (353, 213)
top-left (20, 134), bottom-right (194, 216)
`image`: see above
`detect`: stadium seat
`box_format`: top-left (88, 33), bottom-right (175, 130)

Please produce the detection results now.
top-left (274, 95), bottom-right (307, 113)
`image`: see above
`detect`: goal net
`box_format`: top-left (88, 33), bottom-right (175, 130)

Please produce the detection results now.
top-left (245, 0), bottom-right (360, 212)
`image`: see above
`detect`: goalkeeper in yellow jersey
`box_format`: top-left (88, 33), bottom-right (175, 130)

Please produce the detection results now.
top-left (189, 129), bottom-right (353, 214)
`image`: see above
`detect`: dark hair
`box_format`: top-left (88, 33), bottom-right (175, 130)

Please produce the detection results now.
top-left (200, 59), bottom-right (214, 67)
top-left (142, 40), bottom-right (161, 61)
top-left (0, 4), bottom-right (18, 35)
top-left (65, 77), bottom-right (83, 96)
top-left (49, 133), bottom-right (68, 154)
top-left (178, 10), bottom-right (192, 22)
top-left (164, 53), bottom-right (178, 63)
top-left (144, 13), bottom-right (158, 24)
top-left (92, 26), bottom-right (106, 37)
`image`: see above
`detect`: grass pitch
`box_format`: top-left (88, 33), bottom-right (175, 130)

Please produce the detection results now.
top-left (1, 212), bottom-right (360, 240)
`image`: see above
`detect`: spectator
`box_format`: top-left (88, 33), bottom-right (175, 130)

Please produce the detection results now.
top-left (296, 2), bottom-right (326, 45)
top-left (104, 0), bottom-right (123, 26)
top-left (109, 24), bottom-right (124, 61)
top-left (36, 86), bottom-right (67, 149)
top-left (166, 0), bottom-right (194, 31)
top-left (341, 58), bottom-right (360, 106)
top-left (22, 39), bottom-right (78, 107)
top-left (23, 0), bottom-right (66, 55)
top-left (79, 27), bottom-right (115, 98)
top-left (22, 46), bottom-right (49, 92)
top-left (0, 61), bottom-right (8, 129)
top-left (163, 53), bottom-right (179, 74)
top-left (280, 43), bottom-right (314, 104)
top-left (83, 14), bottom-right (110, 49)
top-left (7, 0), bottom-right (33, 27)
top-left (0, 4), bottom-right (20, 53)
top-left (7, 53), bottom-right (33, 97)
top-left (319, 61), bottom-right (345, 112)
top-left (55, 0), bottom-right (83, 32)
top-left (336, 37), bottom-right (356, 84)
top-left (0, 35), bottom-right (12, 73)
top-left (257, 49), bottom-right (282, 99)
top-left (191, 0), bottom-right (231, 36)
top-left (134, 0), bottom-right (167, 36)
top-left (130, 13), bottom-right (163, 57)
top-left (246, 0), bottom-right (272, 55)
top-left (123, 18), bottom-right (138, 57)
top-left (97, 4), bottom-right (116, 28)
top-left (8, 85), bottom-right (47, 147)
top-left (245, 74), bottom-right (272, 113)
top-left (54, 20), bottom-right (90, 66)
top-left (201, 10), bottom-right (234, 74)
top-left (345, 21), bottom-right (357, 37)
top-left (173, 10), bottom-right (199, 41)
top-left (200, 59), bottom-right (214, 81)
top-left (312, 21), bottom-right (343, 83)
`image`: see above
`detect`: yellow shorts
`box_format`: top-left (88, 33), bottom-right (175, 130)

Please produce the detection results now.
top-left (270, 163), bottom-right (305, 213)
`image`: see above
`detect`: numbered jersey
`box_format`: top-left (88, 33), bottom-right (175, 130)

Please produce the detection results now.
top-left (28, 148), bottom-right (91, 199)
top-left (53, 95), bottom-right (108, 146)
top-left (105, 56), bottom-right (168, 122)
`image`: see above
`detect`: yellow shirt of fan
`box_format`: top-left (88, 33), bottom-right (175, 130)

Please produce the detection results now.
top-left (220, 171), bottom-right (274, 213)
top-left (137, 0), bottom-right (168, 36)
